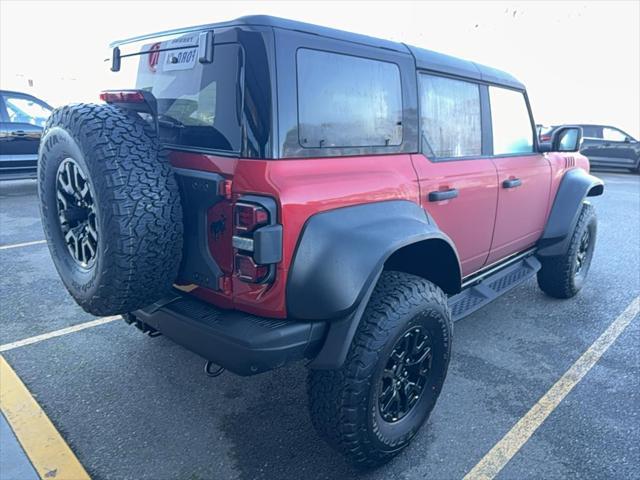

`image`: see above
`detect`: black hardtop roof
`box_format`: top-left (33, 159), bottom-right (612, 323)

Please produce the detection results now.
top-left (111, 15), bottom-right (523, 90)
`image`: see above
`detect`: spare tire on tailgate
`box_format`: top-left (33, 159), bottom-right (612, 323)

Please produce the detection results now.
top-left (38, 103), bottom-right (183, 316)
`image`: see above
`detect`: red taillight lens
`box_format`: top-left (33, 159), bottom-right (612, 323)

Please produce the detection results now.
top-left (540, 134), bottom-right (551, 142)
top-left (235, 254), bottom-right (269, 283)
top-left (99, 90), bottom-right (145, 103)
top-left (233, 200), bottom-right (275, 283)
top-left (235, 203), bottom-right (269, 233)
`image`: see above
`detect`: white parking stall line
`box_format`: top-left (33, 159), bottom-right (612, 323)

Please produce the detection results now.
top-left (0, 316), bottom-right (121, 352)
top-left (0, 240), bottom-right (47, 251)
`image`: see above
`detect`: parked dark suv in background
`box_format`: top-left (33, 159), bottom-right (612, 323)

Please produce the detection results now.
top-left (0, 90), bottom-right (53, 180)
top-left (540, 124), bottom-right (639, 173)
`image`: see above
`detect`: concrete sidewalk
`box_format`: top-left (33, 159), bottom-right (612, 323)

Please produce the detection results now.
top-left (0, 412), bottom-right (38, 480)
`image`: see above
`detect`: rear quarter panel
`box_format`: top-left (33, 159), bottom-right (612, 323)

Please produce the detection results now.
top-left (171, 152), bottom-right (420, 318)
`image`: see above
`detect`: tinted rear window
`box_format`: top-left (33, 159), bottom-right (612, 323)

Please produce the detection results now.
top-left (133, 38), bottom-right (242, 153)
top-left (296, 49), bottom-right (402, 148)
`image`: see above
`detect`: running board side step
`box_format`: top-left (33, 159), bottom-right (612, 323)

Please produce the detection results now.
top-left (448, 255), bottom-right (541, 322)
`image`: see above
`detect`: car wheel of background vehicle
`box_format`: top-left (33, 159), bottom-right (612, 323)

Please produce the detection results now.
top-left (307, 271), bottom-right (452, 468)
top-left (537, 202), bottom-right (596, 299)
top-left (38, 103), bottom-right (183, 316)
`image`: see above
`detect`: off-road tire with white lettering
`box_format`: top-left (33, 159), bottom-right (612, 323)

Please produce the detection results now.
top-left (307, 271), bottom-right (452, 468)
top-left (38, 103), bottom-right (183, 316)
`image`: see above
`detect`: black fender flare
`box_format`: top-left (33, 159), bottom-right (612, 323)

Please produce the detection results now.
top-left (537, 168), bottom-right (604, 257)
top-left (286, 200), bottom-right (461, 369)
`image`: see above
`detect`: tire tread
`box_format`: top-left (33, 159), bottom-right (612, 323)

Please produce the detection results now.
top-left (537, 202), bottom-right (596, 299)
top-left (39, 103), bottom-right (183, 315)
top-left (308, 271), bottom-right (451, 468)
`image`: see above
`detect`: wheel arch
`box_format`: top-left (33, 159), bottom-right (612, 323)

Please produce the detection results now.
top-left (537, 167), bottom-right (603, 257)
top-left (290, 200), bottom-right (461, 370)
top-left (384, 237), bottom-right (461, 295)
top-left (286, 200), bottom-right (461, 321)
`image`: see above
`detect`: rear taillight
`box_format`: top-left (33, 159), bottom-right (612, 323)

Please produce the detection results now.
top-left (99, 90), bottom-right (145, 103)
top-left (235, 254), bottom-right (270, 283)
top-left (540, 134), bottom-right (551, 142)
top-left (232, 200), bottom-right (281, 284)
top-left (235, 203), bottom-right (269, 233)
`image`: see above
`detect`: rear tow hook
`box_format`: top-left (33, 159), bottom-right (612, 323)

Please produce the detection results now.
top-left (204, 361), bottom-right (225, 377)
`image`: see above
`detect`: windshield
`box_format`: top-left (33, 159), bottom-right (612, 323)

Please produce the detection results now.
top-left (114, 35), bottom-right (243, 154)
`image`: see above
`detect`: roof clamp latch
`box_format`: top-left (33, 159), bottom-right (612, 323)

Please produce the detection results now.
top-left (198, 31), bottom-right (214, 64)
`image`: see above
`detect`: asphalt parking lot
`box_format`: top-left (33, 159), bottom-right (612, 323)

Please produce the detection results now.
top-left (1, 171), bottom-right (638, 480)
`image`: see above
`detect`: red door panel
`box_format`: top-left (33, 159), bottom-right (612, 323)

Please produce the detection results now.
top-left (411, 154), bottom-right (498, 276)
top-left (487, 154), bottom-right (551, 264)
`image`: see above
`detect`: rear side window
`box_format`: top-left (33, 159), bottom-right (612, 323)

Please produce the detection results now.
top-left (602, 127), bottom-right (626, 142)
top-left (418, 74), bottom-right (481, 158)
top-left (135, 40), bottom-right (242, 153)
top-left (489, 86), bottom-right (534, 155)
top-left (581, 125), bottom-right (602, 138)
top-left (296, 49), bottom-right (402, 148)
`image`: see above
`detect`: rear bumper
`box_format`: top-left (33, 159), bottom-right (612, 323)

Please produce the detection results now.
top-left (129, 292), bottom-right (327, 375)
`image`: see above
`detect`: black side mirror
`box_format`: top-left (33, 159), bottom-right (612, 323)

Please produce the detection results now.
top-left (624, 136), bottom-right (632, 143)
top-left (539, 126), bottom-right (582, 153)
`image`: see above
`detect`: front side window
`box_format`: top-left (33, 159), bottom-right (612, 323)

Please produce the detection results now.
top-left (3, 96), bottom-right (51, 127)
top-left (602, 127), bottom-right (627, 142)
top-left (296, 49), bottom-right (402, 148)
top-left (489, 86), bottom-right (534, 155)
top-left (418, 74), bottom-right (481, 158)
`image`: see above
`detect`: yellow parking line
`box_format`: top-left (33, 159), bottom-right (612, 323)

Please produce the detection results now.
top-left (0, 355), bottom-right (91, 480)
top-left (464, 296), bottom-right (640, 480)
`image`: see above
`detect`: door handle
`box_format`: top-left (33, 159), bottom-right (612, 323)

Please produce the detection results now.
top-left (502, 178), bottom-right (522, 189)
top-left (428, 188), bottom-right (458, 202)
top-left (12, 130), bottom-right (27, 137)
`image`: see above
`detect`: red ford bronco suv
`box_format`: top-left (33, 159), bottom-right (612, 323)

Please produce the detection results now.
top-left (38, 16), bottom-right (604, 467)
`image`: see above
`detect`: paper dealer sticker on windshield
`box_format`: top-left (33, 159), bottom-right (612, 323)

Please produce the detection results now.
top-left (164, 48), bottom-right (198, 71)
top-left (163, 35), bottom-right (198, 72)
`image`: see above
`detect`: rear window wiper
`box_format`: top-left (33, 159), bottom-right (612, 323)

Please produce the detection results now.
top-left (157, 114), bottom-right (185, 129)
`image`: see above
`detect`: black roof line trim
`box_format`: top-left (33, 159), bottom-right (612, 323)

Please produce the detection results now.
top-left (109, 15), bottom-right (522, 90)
top-left (109, 15), bottom-right (407, 53)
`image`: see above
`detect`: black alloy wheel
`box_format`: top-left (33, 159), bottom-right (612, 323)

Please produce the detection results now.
top-left (55, 158), bottom-right (99, 268)
top-left (378, 326), bottom-right (432, 423)
top-left (575, 229), bottom-right (590, 276)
